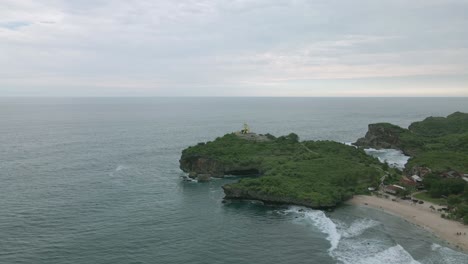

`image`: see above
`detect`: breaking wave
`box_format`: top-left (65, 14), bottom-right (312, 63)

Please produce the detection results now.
top-left (115, 165), bottom-right (128, 171)
top-left (422, 243), bottom-right (468, 264)
top-left (284, 207), bottom-right (422, 264)
top-left (364, 148), bottom-right (410, 170)
top-left (340, 218), bottom-right (380, 239)
top-left (306, 209), bottom-right (341, 251)
top-left (109, 165), bottom-right (129, 177)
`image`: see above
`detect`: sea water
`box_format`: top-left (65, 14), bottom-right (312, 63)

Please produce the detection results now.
top-left (1, 97), bottom-right (468, 264)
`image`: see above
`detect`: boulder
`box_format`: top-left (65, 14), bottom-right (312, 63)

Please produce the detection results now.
top-left (196, 174), bottom-right (212, 182)
top-left (354, 123), bottom-right (406, 150)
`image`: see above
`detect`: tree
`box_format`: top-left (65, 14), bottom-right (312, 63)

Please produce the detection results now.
top-left (447, 195), bottom-right (462, 206)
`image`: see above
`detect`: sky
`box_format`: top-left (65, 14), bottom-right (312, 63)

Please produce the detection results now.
top-left (1, 0), bottom-right (468, 97)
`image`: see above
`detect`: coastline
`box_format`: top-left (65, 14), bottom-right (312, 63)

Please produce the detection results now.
top-left (347, 195), bottom-right (468, 252)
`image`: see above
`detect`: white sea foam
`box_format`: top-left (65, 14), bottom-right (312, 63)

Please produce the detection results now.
top-left (342, 244), bottom-right (422, 264)
top-left (341, 219), bottom-right (380, 239)
top-left (303, 210), bottom-right (341, 252)
top-left (285, 207), bottom-right (423, 264)
top-left (424, 243), bottom-right (468, 264)
top-left (285, 207), bottom-right (341, 252)
top-left (115, 165), bottom-right (128, 171)
top-left (364, 148), bottom-right (410, 170)
top-left (109, 165), bottom-right (130, 177)
top-left (344, 142), bottom-right (358, 148)
top-left (431, 243), bottom-right (442, 251)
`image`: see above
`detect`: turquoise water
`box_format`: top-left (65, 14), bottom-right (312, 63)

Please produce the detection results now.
top-left (1, 97), bottom-right (468, 264)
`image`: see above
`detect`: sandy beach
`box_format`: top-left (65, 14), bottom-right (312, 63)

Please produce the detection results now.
top-left (348, 195), bottom-right (468, 252)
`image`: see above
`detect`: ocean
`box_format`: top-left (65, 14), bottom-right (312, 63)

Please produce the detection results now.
top-left (1, 97), bottom-right (468, 264)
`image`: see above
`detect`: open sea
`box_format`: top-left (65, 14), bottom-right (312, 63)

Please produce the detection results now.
top-left (1, 97), bottom-right (468, 264)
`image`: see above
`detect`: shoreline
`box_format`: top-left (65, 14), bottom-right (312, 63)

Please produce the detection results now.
top-left (347, 195), bottom-right (468, 252)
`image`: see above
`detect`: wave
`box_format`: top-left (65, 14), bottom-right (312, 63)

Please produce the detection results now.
top-left (423, 243), bottom-right (468, 264)
top-left (109, 165), bottom-right (129, 177)
top-left (304, 210), bottom-right (341, 252)
top-left (339, 244), bottom-right (421, 264)
top-left (285, 207), bottom-right (340, 252)
top-left (284, 207), bottom-right (422, 264)
top-left (115, 165), bottom-right (128, 172)
top-left (340, 219), bottom-right (380, 239)
top-left (364, 148), bottom-right (410, 170)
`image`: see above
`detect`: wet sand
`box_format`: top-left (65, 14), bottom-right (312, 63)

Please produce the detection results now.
top-left (348, 195), bottom-right (468, 252)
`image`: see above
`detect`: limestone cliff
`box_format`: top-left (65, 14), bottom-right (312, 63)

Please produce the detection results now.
top-left (354, 112), bottom-right (468, 173)
top-left (179, 155), bottom-right (261, 182)
top-left (354, 123), bottom-right (406, 150)
top-left (222, 184), bottom-right (339, 209)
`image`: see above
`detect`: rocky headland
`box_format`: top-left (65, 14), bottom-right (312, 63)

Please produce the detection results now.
top-left (354, 112), bottom-right (468, 173)
top-left (180, 112), bottom-right (467, 216)
top-left (180, 132), bottom-right (387, 208)
top-left (354, 123), bottom-right (407, 152)
top-left (354, 112), bottom-right (468, 224)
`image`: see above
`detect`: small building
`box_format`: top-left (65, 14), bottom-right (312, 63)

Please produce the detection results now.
top-left (400, 177), bottom-right (417, 187)
top-left (411, 175), bottom-right (422, 182)
top-left (441, 170), bottom-right (462, 178)
top-left (383, 185), bottom-right (398, 194)
top-left (383, 185), bottom-right (405, 195)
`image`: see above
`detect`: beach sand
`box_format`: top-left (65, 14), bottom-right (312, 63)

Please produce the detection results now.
top-left (348, 195), bottom-right (468, 252)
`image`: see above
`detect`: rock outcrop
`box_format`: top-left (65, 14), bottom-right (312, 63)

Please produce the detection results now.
top-left (222, 184), bottom-right (338, 209)
top-left (355, 112), bottom-right (468, 173)
top-left (354, 123), bottom-right (406, 150)
top-left (179, 132), bottom-right (386, 208)
top-left (180, 156), bottom-right (224, 179)
top-left (179, 155), bottom-right (260, 182)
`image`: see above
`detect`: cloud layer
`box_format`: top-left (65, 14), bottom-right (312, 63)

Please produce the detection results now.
top-left (1, 0), bottom-right (467, 96)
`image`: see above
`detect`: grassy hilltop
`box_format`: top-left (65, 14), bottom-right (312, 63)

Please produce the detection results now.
top-left (181, 133), bottom-right (389, 208)
top-left (402, 112), bottom-right (468, 173)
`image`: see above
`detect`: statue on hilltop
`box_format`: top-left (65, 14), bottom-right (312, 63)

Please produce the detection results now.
top-left (240, 123), bottom-right (250, 134)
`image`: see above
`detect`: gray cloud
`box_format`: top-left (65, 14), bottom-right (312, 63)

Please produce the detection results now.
top-left (0, 0), bottom-right (467, 96)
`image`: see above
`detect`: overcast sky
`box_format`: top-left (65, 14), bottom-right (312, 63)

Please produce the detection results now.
top-left (1, 0), bottom-right (467, 96)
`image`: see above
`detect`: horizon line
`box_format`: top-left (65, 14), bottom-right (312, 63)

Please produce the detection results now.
top-left (1, 96), bottom-right (468, 99)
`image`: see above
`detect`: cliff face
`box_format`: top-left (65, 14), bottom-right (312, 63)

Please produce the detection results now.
top-left (354, 123), bottom-right (406, 150)
top-left (222, 184), bottom-right (338, 209)
top-left (179, 156), bottom-right (224, 179)
top-left (179, 155), bottom-right (261, 182)
top-left (354, 112), bottom-right (468, 173)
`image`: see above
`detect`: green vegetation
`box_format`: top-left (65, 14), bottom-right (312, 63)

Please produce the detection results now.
top-left (413, 192), bottom-right (447, 205)
top-left (383, 169), bottom-right (404, 185)
top-left (366, 112), bottom-right (468, 224)
top-left (181, 133), bottom-right (387, 207)
top-left (399, 112), bottom-right (468, 173)
top-left (406, 151), bottom-right (468, 174)
top-left (419, 173), bottom-right (468, 222)
top-left (372, 122), bottom-right (407, 134)
top-left (182, 112), bottom-right (468, 219)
